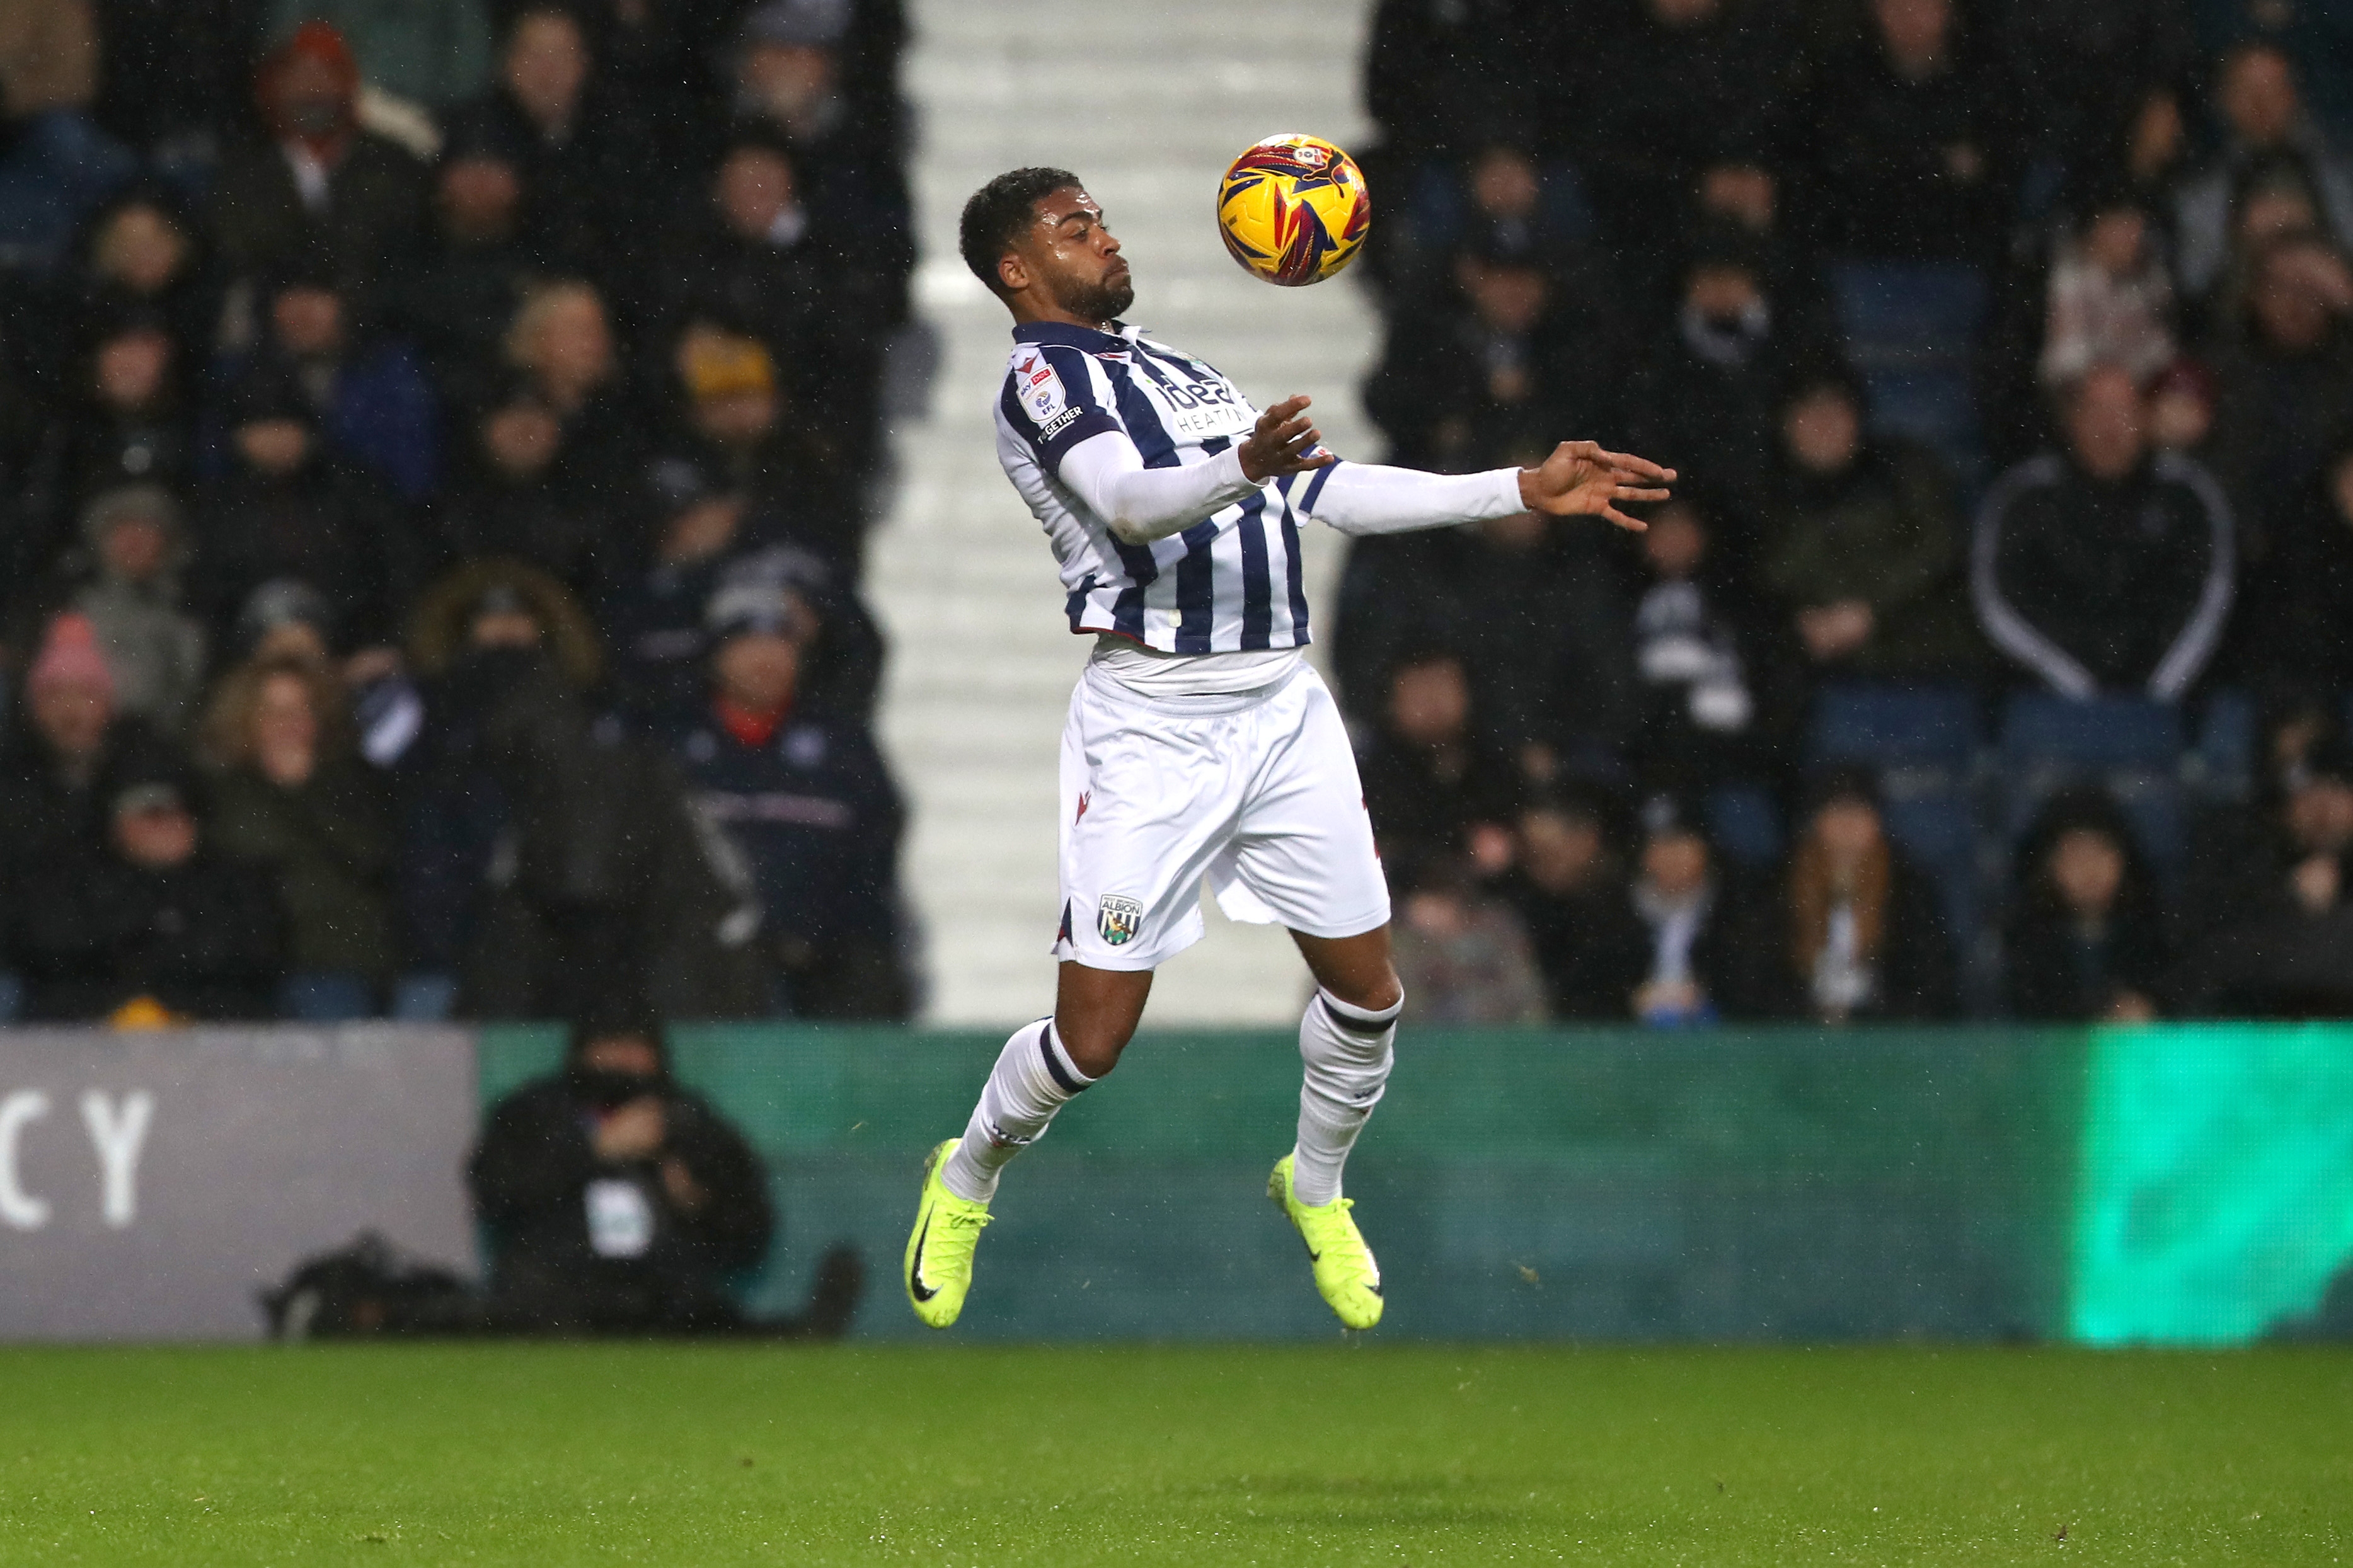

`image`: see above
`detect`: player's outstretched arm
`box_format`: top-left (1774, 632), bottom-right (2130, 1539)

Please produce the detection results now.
top-left (1516, 441), bottom-right (1676, 532)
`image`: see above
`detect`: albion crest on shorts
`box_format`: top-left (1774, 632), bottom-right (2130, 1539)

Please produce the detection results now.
top-left (1097, 895), bottom-right (1144, 947)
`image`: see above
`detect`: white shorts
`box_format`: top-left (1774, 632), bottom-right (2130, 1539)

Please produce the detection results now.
top-left (1052, 660), bottom-right (1392, 971)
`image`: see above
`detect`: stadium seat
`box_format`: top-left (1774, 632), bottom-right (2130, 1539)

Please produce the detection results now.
top-left (1998, 693), bottom-right (2188, 883)
top-left (2188, 689), bottom-right (2257, 802)
top-left (279, 973), bottom-right (377, 1023)
top-left (1828, 261), bottom-right (1989, 484)
top-left (1706, 784), bottom-right (1783, 870)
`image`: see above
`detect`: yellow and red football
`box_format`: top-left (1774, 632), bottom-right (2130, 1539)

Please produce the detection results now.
top-left (1216, 134), bottom-right (1372, 287)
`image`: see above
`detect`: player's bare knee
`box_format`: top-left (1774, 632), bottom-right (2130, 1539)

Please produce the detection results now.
top-left (1323, 966), bottom-right (1402, 1016)
top-left (1052, 1016), bottom-right (1132, 1079)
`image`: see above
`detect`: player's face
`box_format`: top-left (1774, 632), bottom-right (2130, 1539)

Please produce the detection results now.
top-left (1020, 187), bottom-right (1134, 323)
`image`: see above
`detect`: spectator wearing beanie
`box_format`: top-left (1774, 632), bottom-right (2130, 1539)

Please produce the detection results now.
top-left (1589, 789), bottom-right (1779, 1026)
top-left (209, 22), bottom-right (430, 287)
top-left (267, 0), bottom-right (494, 113)
top-left (0, 612), bottom-right (188, 881)
top-left (660, 325), bottom-right (860, 568)
top-left (66, 485), bottom-right (208, 736)
top-left (653, 571), bottom-right (908, 1019)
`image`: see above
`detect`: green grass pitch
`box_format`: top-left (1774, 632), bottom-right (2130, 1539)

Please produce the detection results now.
top-left (1, 1344), bottom-right (2347, 1565)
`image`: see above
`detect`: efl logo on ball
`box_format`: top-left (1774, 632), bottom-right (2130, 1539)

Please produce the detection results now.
top-left (1216, 133), bottom-right (1371, 287)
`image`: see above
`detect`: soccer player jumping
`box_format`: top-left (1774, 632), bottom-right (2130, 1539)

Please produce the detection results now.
top-left (905, 168), bottom-right (1673, 1331)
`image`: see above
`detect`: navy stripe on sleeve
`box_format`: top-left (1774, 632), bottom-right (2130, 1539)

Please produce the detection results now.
top-left (1276, 476), bottom-right (1311, 643)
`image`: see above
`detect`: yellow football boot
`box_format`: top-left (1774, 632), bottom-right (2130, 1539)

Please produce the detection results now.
top-left (904, 1139), bottom-right (992, 1329)
top-left (1269, 1153), bottom-right (1384, 1330)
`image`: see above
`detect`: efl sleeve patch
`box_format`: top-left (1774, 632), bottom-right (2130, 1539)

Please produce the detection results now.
top-left (1006, 346), bottom-right (1122, 475)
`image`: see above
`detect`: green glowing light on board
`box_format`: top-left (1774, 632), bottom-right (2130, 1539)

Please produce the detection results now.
top-left (2072, 1023), bottom-right (2353, 1344)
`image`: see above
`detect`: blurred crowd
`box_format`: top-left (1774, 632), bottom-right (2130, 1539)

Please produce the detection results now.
top-left (1345, 0), bottom-right (2353, 1024)
top-left (0, 0), bottom-right (916, 1025)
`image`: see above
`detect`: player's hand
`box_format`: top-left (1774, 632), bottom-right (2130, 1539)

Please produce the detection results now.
top-left (1238, 394), bottom-right (1336, 483)
top-left (1517, 441), bottom-right (1675, 530)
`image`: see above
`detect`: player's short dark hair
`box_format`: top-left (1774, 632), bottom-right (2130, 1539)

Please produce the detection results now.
top-left (960, 166), bottom-right (1083, 297)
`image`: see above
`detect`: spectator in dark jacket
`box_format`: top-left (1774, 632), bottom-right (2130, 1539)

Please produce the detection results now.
top-left (467, 1015), bottom-right (775, 1332)
top-left (192, 365), bottom-right (419, 655)
top-left (441, 5), bottom-right (643, 290)
top-left (1333, 501), bottom-right (1637, 784)
top-left (396, 118), bottom-right (540, 389)
top-left (500, 277), bottom-right (650, 518)
top-left (207, 23), bottom-right (430, 287)
top-left (1366, 231), bottom-right (1616, 473)
top-left (69, 186), bottom-right (224, 379)
top-left (0, 612), bottom-right (187, 884)
top-left (1798, 0), bottom-right (2021, 265)
top-left (1598, 789), bottom-right (1778, 1026)
top-left (725, 0), bottom-right (915, 324)
top-left (2004, 787), bottom-right (2169, 1021)
top-left (1625, 497), bottom-right (1787, 789)
top-left (1357, 646), bottom-right (1521, 893)
top-left (654, 573), bottom-right (907, 1019)
top-left (1573, 0), bottom-right (1792, 287)
top-left (2184, 730), bottom-right (2353, 954)
top-left (1763, 369), bottom-right (1981, 680)
top-left (432, 377), bottom-right (611, 603)
top-left (1972, 363), bottom-right (2235, 699)
top-left (1625, 231), bottom-right (1834, 532)
top-left (2253, 435), bottom-right (2353, 702)
top-left (2203, 231), bottom-right (2353, 561)
top-left (1769, 769), bottom-right (1958, 1023)
top-left (400, 561), bottom-right (768, 1021)
top-left (222, 255), bottom-right (440, 500)
top-left (10, 759), bottom-right (284, 1021)
top-left (200, 652), bottom-right (398, 1010)
top-left (17, 304), bottom-right (197, 579)
top-left (1502, 787), bottom-right (1648, 1020)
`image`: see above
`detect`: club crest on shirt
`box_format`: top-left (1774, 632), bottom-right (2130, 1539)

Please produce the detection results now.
top-left (1097, 894), bottom-right (1143, 947)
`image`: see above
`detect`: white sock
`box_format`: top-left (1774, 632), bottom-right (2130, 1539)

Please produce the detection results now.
top-left (1291, 987), bottom-right (1400, 1206)
top-left (940, 1019), bottom-right (1095, 1202)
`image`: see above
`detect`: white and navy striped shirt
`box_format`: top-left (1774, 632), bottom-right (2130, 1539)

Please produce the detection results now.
top-left (994, 320), bottom-right (1332, 653)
